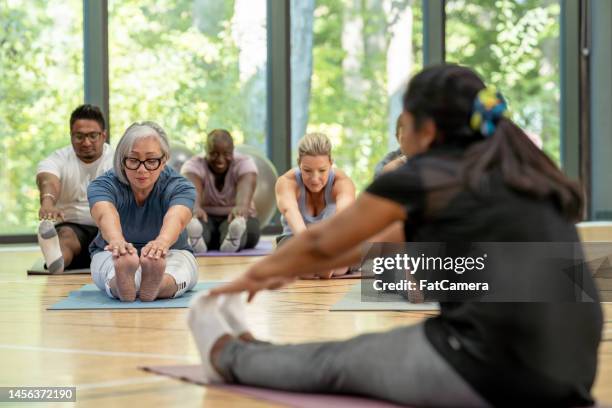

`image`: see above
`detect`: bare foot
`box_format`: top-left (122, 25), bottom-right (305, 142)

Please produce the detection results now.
top-left (316, 270), bottom-right (335, 279)
top-left (155, 274), bottom-right (179, 299)
top-left (332, 266), bottom-right (349, 276)
top-left (139, 256), bottom-right (166, 301)
top-left (110, 253), bottom-right (139, 302)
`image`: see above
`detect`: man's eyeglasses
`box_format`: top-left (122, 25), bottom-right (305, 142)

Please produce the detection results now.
top-left (71, 131), bottom-right (102, 142)
top-left (123, 156), bottom-right (165, 171)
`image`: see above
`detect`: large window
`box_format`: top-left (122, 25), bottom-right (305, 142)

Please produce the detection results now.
top-left (291, 0), bottom-right (423, 190)
top-left (0, 0), bottom-right (595, 238)
top-left (0, 0), bottom-right (83, 234)
top-left (108, 0), bottom-right (267, 154)
top-left (446, 0), bottom-right (561, 163)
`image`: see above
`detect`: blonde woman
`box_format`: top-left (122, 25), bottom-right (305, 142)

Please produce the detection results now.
top-left (274, 132), bottom-right (355, 278)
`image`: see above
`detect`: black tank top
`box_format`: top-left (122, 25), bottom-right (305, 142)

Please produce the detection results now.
top-left (366, 146), bottom-right (603, 407)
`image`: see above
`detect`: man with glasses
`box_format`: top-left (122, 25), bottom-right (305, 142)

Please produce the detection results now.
top-left (36, 104), bottom-right (114, 273)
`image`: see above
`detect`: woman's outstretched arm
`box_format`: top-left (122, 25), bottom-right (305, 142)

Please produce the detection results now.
top-left (210, 193), bottom-right (406, 300)
top-left (91, 201), bottom-right (135, 257)
top-left (275, 170), bottom-right (308, 234)
top-left (142, 204), bottom-right (193, 258)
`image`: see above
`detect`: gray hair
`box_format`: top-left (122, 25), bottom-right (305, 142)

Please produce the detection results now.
top-left (297, 132), bottom-right (332, 164)
top-left (113, 121), bottom-right (171, 185)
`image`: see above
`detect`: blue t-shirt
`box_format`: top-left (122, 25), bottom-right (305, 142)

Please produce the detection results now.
top-left (87, 166), bottom-right (196, 255)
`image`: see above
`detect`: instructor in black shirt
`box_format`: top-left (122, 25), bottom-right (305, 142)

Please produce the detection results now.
top-left (192, 64), bottom-right (602, 407)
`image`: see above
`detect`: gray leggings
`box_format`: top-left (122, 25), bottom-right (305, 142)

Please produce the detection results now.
top-left (216, 323), bottom-right (489, 407)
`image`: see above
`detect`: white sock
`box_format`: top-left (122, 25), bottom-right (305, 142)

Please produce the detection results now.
top-left (187, 218), bottom-right (207, 253)
top-left (37, 220), bottom-right (64, 274)
top-left (190, 236), bottom-right (207, 253)
top-left (218, 293), bottom-right (250, 336)
top-left (187, 292), bottom-right (232, 383)
top-left (220, 217), bottom-right (246, 253)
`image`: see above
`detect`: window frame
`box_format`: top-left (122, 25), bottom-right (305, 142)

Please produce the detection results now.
top-left (0, 0), bottom-right (597, 242)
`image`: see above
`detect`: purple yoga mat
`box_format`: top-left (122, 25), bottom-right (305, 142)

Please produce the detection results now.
top-left (195, 240), bottom-right (273, 257)
top-left (141, 364), bottom-right (405, 408)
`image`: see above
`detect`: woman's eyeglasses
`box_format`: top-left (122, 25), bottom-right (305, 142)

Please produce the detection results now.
top-left (123, 156), bottom-right (164, 171)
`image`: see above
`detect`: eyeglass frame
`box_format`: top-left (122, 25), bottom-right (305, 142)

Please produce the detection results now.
top-left (71, 131), bottom-right (103, 142)
top-left (122, 156), bottom-right (166, 171)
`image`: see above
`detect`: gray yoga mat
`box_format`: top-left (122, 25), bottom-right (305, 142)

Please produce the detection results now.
top-left (48, 281), bottom-right (225, 310)
top-left (331, 283), bottom-right (439, 311)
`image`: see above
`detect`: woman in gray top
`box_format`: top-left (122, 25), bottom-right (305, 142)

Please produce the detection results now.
top-left (275, 132), bottom-right (355, 278)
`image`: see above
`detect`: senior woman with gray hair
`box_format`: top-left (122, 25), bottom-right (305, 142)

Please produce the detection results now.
top-left (87, 121), bottom-right (198, 302)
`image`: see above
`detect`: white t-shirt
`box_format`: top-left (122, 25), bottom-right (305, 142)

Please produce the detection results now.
top-left (37, 144), bottom-right (114, 226)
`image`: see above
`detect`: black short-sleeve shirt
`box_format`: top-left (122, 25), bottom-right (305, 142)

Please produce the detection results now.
top-left (366, 146), bottom-right (603, 407)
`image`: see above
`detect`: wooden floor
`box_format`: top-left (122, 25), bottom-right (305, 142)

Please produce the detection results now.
top-left (0, 239), bottom-right (610, 407)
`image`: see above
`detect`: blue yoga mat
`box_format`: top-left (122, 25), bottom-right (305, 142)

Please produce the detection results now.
top-left (48, 282), bottom-right (226, 310)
